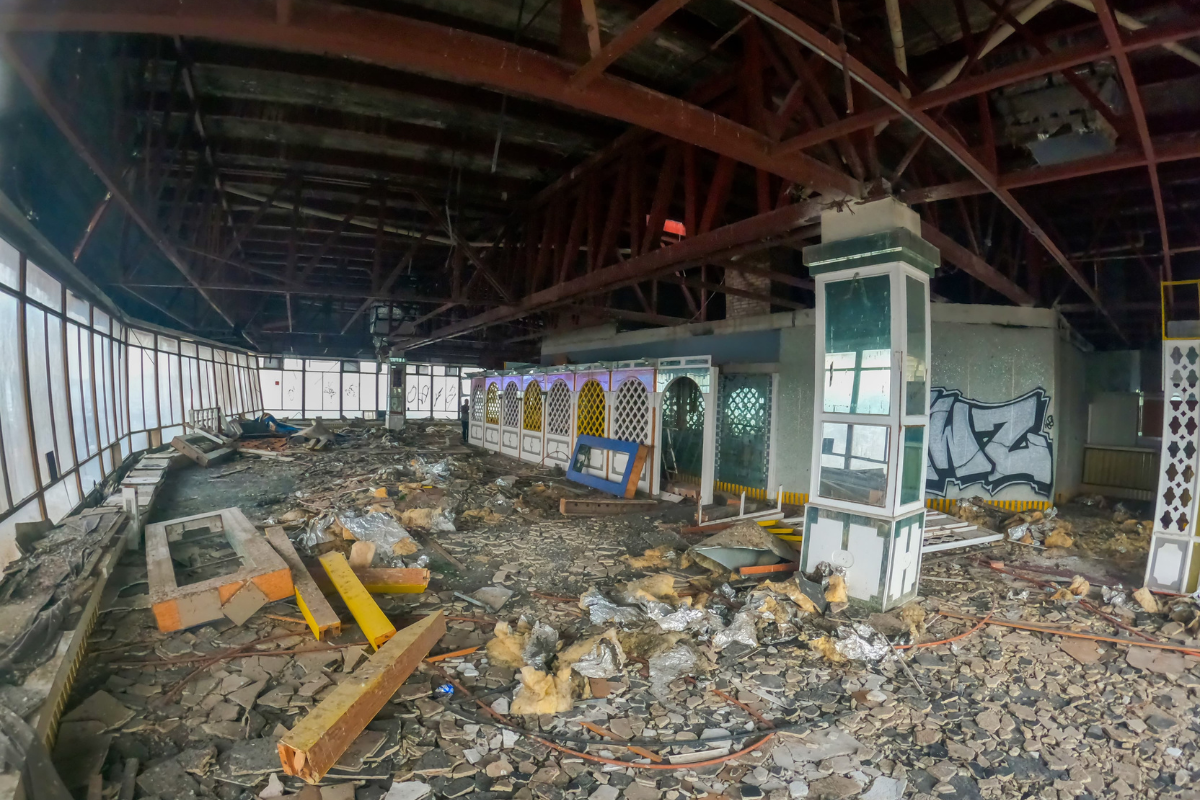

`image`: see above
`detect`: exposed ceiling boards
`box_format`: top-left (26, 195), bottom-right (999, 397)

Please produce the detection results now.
top-left (2, 0), bottom-right (1198, 358)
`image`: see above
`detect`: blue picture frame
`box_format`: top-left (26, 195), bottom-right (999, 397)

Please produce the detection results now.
top-left (566, 435), bottom-right (649, 498)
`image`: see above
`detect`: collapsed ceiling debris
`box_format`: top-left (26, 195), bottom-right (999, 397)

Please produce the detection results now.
top-left (1, 418), bottom-right (1196, 800)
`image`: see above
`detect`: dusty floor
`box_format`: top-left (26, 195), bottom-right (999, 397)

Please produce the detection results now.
top-left (53, 423), bottom-right (1200, 800)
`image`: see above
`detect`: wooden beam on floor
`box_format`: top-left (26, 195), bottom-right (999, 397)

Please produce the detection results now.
top-left (265, 526), bottom-right (342, 641)
top-left (278, 611), bottom-right (446, 783)
top-left (319, 552), bottom-right (396, 649)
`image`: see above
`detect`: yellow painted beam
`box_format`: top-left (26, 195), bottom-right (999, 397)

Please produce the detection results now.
top-left (279, 611), bottom-right (446, 783)
top-left (354, 568), bottom-right (430, 594)
top-left (319, 552), bottom-right (396, 649)
top-left (266, 527), bottom-right (341, 641)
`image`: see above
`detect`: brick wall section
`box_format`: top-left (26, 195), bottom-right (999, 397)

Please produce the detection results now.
top-left (724, 265), bottom-right (771, 317)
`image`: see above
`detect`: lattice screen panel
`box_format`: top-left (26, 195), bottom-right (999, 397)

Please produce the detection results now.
top-left (485, 385), bottom-right (500, 424)
top-left (523, 385), bottom-right (543, 431)
top-left (662, 377), bottom-right (705, 481)
top-left (503, 384), bottom-right (521, 428)
top-left (663, 378), bottom-right (705, 432)
top-left (471, 388), bottom-right (484, 421)
top-left (612, 379), bottom-right (650, 443)
top-left (716, 374), bottom-right (772, 490)
top-left (547, 380), bottom-right (571, 436)
top-left (1157, 343), bottom-right (1200, 534)
top-left (577, 379), bottom-right (606, 437)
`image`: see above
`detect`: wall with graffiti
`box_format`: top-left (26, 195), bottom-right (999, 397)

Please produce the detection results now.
top-left (925, 387), bottom-right (1055, 498)
top-left (926, 306), bottom-right (1064, 501)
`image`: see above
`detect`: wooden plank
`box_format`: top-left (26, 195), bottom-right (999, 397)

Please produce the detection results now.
top-left (559, 497), bottom-right (659, 516)
top-left (278, 611), bottom-right (446, 783)
top-left (319, 552), bottom-right (396, 649)
top-left (623, 444), bottom-right (651, 498)
top-left (309, 566), bottom-right (431, 595)
top-left (265, 526), bottom-right (342, 640)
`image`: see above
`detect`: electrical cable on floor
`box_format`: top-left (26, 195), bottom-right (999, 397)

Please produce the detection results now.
top-left (442, 702), bottom-right (819, 748)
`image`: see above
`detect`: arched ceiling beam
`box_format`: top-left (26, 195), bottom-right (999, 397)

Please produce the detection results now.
top-left (0, 0), bottom-right (860, 198)
top-left (732, 0), bottom-right (1125, 343)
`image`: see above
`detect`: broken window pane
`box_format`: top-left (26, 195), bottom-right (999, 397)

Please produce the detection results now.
top-left (0, 293), bottom-right (36, 503)
top-left (900, 426), bottom-right (925, 505)
top-left (0, 238), bottom-right (17, 289)
top-left (823, 275), bottom-right (891, 415)
top-left (905, 276), bottom-right (927, 416)
top-left (818, 422), bottom-right (890, 507)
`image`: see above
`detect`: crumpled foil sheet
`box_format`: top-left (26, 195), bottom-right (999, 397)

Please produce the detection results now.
top-left (522, 620), bottom-right (560, 670)
top-left (648, 643), bottom-right (700, 696)
top-left (713, 608), bottom-right (759, 651)
top-left (572, 637), bottom-right (626, 679)
top-left (834, 623), bottom-right (889, 662)
top-left (579, 587), bottom-right (643, 626)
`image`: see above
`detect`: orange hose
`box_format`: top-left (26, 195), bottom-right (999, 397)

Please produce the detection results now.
top-left (425, 646), bottom-right (481, 663)
top-left (713, 688), bottom-right (775, 729)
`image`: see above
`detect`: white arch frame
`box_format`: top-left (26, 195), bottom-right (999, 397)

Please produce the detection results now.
top-left (654, 358), bottom-right (717, 505)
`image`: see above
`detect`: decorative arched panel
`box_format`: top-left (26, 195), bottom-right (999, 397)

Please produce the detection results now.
top-left (544, 378), bottom-right (573, 468)
top-left (500, 382), bottom-right (521, 457)
top-left (575, 377), bottom-right (609, 477)
top-left (520, 384), bottom-right (544, 463)
top-left (485, 385), bottom-right (500, 424)
top-left (607, 377), bottom-right (652, 488)
top-left (468, 384), bottom-right (485, 445)
top-left (576, 379), bottom-right (606, 437)
top-left (483, 382), bottom-right (501, 451)
top-left (660, 376), bottom-right (706, 489)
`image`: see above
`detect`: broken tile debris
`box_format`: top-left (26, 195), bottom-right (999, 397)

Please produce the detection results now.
top-left (26, 423), bottom-right (1200, 800)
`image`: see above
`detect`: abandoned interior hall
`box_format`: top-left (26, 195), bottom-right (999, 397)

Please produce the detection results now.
top-left (7, 1), bottom-right (1200, 799)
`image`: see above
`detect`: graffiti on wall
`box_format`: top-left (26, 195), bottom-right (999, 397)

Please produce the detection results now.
top-left (926, 387), bottom-right (1054, 497)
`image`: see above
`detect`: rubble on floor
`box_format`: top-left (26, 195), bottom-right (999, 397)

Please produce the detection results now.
top-left (7, 429), bottom-right (1200, 800)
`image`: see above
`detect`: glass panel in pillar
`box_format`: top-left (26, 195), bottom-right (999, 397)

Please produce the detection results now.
top-left (818, 422), bottom-right (890, 507)
top-left (823, 275), bottom-right (891, 415)
top-left (900, 426), bottom-right (925, 505)
top-left (905, 276), bottom-right (928, 416)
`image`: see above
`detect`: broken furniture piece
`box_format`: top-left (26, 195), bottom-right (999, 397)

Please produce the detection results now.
top-left (798, 198), bottom-right (935, 612)
top-left (297, 418), bottom-right (337, 450)
top-left (565, 435), bottom-right (651, 498)
top-left (921, 510), bottom-right (1005, 553)
top-left (278, 612), bottom-right (445, 783)
top-left (146, 508), bottom-right (294, 632)
top-left (190, 405), bottom-right (244, 439)
top-left (264, 526), bottom-right (342, 641)
top-left (171, 433), bottom-right (236, 468)
top-left (559, 498), bottom-right (659, 516)
top-left (102, 451), bottom-right (177, 538)
top-left (691, 519), bottom-right (799, 570)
